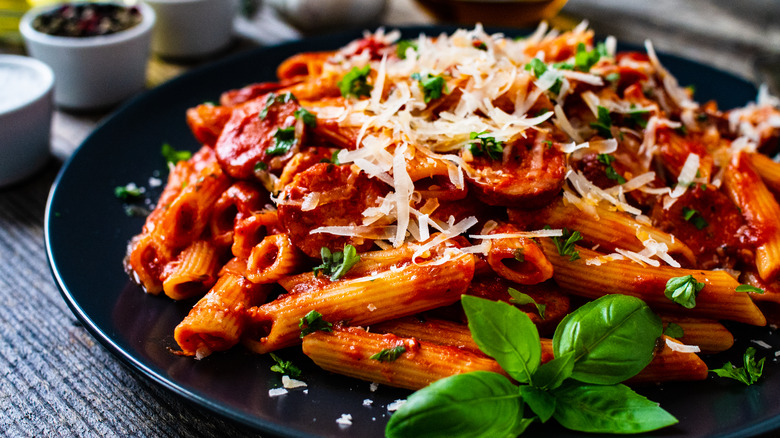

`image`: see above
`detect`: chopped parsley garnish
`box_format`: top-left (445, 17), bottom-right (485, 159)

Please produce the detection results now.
top-left (710, 347), bottom-right (765, 385)
top-left (299, 310), bottom-right (333, 337)
top-left (259, 92), bottom-right (297, 119)
top-left (269, 353), bottom-right (302, 378)
top-left (626, 108), bottom-right (651, 128)
top-left (254, 161), bottom-right (268, 171)
top-left (663, 322), bottom-right (684, 339)
top-left (513, 248), bottom-right (525, 263)
top-left (370, 345), bottom-right (407, 362)
top-left (681, 206), bottom-right (709, 230)
top-left (114, 183), bottom-right (145, 200)
top-left (313, 244), bottom-right (361, 281)
top-left (321, 149), bottom-right (341, 165)
top-left (411, 72), bottom-right (446, 103)
top-left (468, 131), bottom-right (504, 160)
top-left (590, 106), bottom-right (613, 138)
top-left (551, 228), bottom-right (583, 261)
top-left (161, 143), bottom-right (192, 167)
top-left (338, 65), bottom-right (372, 98)
top-left (507, 287), bottom-right (546, 319)
top-left (524, 58), bottom-right (563, 94)
top-left (664, 275), bottom-right (705, 309)
top-left (294, 107), bottom-right (317, 127)
top-left (472, 40), bottom-right (487, 51)
top-left (735, 284), bottom-right (765, 294)
top-left (597, 153), bottom-right (626, 184)
top-left (396, 39), bottom-right (418, 59)
top-left (606, 72), bottom-right (621, 83)
top-left (574, 42), bottom-right (608, 72)
top-left (266, 126), bottom-right (296, 156)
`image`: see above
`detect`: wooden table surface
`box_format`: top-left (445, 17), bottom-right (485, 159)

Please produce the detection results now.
top-left (1, 1), bottom-right (778, 436)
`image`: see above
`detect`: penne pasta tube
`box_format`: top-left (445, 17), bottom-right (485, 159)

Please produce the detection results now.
top-left (174, 269), bottom-right (271, 358)
top-left (749, 152), bottom-right (780, 197)
top-left (659, 315), bottom-right (734, 354)
top-left (627, 336), bottom-right (709, 383)
top-left (485, 224), bottom-right (554, 285)
top-left (243, 249), bottom-right (475, 354)
top-left (231, 211), bottom-right (281, 259)
top-left (724, 151), bottom-right (780, 283)
top-left (161, 240), bottom-right (221, 300)
top-left (246, 234), bottom-right (306, 284)
top-left (302, 325), bottom-right (507, 390)
top-left (509, 198), bottom-right (696, 266)
top-left (124, 233), bottom-right (174, 295)
top-left (540, 240), bottom-right (766, 326)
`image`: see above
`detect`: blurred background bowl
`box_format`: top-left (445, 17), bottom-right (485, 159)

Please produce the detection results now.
top-left (143, 0), bottom-right (238, 59)
top-left (413, 0), bottom-right (568, 27)
top-left (19, 2), bottom-right (155, 110)
top-left (0, 54), bottom-right (53, 186)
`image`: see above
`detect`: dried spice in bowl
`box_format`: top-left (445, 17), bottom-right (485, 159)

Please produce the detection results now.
top-left (32, 3), bottom-right (141, 37)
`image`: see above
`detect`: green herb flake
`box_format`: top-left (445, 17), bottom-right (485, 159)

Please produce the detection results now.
top-left (574, 42), bottom-right (607, 72)
top-left (258, 92), bottom-right (297, 119)
top-left (468, 131), bottom-right (504, 160)
top-left (114, 183), bottom-right (145, 200)
top-left (525, 58), bottom-right (547, 78)
top-left (508, 287), bottom-right (546, 319)
top-left (551, 228), bottom-right (584, 261)
top-left (299, 310), bottom-right (333, 337)
top-left (294, 107), bottom-right (317, 127)
top-left (269, 353), bottom-right (302, 378)
top-left (590, 106), bottom-right (613, 138)
top-left (663, 322), bottom-right (685, 339)
top-left (710, 347), bottom-right (765, 385)
top-left (681, 206), bottom-right (709, 230)
top-left (411, 72), bottom-right (446, 103)
top-left (626, 108), bottom-right (650, 128)
top-left (396, 39), bottom-right (418, 59)
top-left (313, 244), bottom-right (360, 281)
top-left (370, 345), bottom-right (406, 362)
top-left (606, 72), bottom-right (621, 83)
top-left (735, 284), bottom-right (765, 294)
top-left (472, 40), bottom-right (487, 51)
top-left (513, 248), bottom-right (525, 263)
top-left (664, 275), bottom-right (705, 309)
top-left (266, 126), bottom-right (296, 156)
top-left (161, 143), bottom-right (192, 167)
top-left (254, 161), bottom-right (268, 171)
top-left (597, 153), bottom-right (626, 184)
top-left (338, 65), bottom-right (372, 98)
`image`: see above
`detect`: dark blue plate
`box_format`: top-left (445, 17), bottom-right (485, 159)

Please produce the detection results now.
top-left (45, 26), bottom-right (778, 438)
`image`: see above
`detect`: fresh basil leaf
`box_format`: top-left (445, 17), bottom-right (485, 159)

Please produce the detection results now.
top-left (462, 295), bottom-right (541, 384)
top-left (519, 385), bottom-right (556, 423)
top-left (736, 284), bottom-right (765, 294)
top-left (370, 345), bottom-right (406, 362)
top-left (385, 371), bottom-right (523, 438)
top-left (269, 353), bottom-right (302, 378)
top-left (299, 310), bottom-right (332, 337)
top-left (551, 382), bottom-right (677, 433)
top-left (553, 294), bottom-right (661, 385)
top-left (532, 351), bottom-right (575, 391)
top-left (710, 347), bottom-right (765, 385)
top-left (664, 275), bottom-right (705, 309)
top-left (507, 287), bottom-right (546, 320)
top-left (663, 322), bottom-right (685, 339)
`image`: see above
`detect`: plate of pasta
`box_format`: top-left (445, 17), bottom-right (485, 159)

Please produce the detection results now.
top-left (46, 24), bottom-right (780, 438)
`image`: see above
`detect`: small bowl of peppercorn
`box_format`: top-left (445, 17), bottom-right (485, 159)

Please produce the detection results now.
top-left (19, 2), bottom-right (155, 110)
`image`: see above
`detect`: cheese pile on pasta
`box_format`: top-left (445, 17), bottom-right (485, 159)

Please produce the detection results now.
top-left (125, 23), bottom-right (780, 389)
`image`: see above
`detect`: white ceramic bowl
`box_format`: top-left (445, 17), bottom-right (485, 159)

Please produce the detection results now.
top-left (0, 55), bottom-right (54, 187)
top-left (143, 0), bottom-right (237, 59)
top-left (19, 2), bottom-right (156, 110)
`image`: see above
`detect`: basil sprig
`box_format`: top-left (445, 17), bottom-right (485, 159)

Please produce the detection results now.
top-left (386, 294), bottom-right (674, 437)
top-left (710, 347), bottom-right (765, 385)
